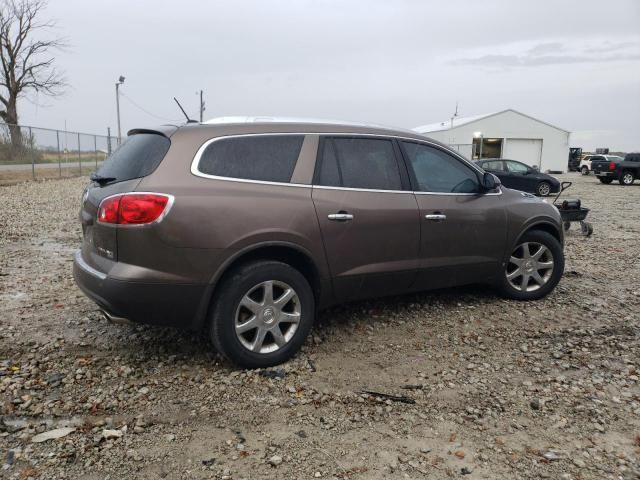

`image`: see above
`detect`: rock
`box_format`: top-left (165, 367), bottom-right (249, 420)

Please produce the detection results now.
top-left (573, 458), bottom-right (586, 468)
top-left (164, 434), bottom-right (176, 442)
top-left (126, 449), bottom-right (142, 461)
top-left (31, 427), bottom-right (75, 443)
top-left (268, 455), bottom-right (283, 466)
top-left (543, 449), bottom-right (567, 461)
top-left (102, 429), bottom-right (123, 440)
top-left (461, 467), bottom-right (473, 475)
top-left (520, 344), bottom-right (528, 353)
top-left (530, 399), bottom-right (541, 410)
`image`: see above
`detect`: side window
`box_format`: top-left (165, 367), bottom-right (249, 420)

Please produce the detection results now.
top-left (483, 160), bottom-right (504, 172)
top-left (400, 141), bottom-right (480, 193)
top-left (506, 161), bottom-right (529, 173)
top-left (316, 137), bottom-right (402, 190)
top-left (197, 135), bottom-right (304, 183)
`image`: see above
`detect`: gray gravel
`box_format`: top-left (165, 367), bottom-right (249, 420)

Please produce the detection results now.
top-left (0, 174), bottom-right (639, 479)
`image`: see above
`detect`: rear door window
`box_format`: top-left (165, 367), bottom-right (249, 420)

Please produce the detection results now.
top-left (97, 133), bottom-right (170, 183)
top-left (197, 135), bottom-right (304, 183)
top-left (400, 141), bottom-right (480, 193)
top-left (482, 160), bottom-right (504, 172)
top-left (316, 137), bottom-right (402, 190)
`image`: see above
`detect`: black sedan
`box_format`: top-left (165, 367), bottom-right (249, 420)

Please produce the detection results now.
top-left (476, 159), bottom-right (560, 196)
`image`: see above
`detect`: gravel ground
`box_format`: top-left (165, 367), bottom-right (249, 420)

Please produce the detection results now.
top-left (0, 174), bottom-right (639, 480)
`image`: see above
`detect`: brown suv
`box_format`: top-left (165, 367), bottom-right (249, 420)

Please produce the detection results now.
top-left (73, 119), bottom-right (564, 368)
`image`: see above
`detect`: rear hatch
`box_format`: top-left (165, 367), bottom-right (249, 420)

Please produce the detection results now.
top-left (79, 129), bottom-right (174, 271)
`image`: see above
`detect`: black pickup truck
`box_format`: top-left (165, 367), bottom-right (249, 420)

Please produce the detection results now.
top-left (592, 153), bottom-right (640, 185)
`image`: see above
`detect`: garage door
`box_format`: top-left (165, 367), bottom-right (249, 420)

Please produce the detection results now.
top-left (503, 139), bottom-right (542, 169)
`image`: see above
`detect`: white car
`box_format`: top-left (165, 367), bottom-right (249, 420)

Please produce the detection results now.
top-left (579, 155), bottom-right (621, 175)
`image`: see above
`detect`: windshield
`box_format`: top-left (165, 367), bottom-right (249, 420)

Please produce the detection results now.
top-left (96, 133), bottom-right (170, 183)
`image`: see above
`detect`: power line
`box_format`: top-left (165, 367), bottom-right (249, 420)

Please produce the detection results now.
top-left (119, 91), bottom-right (182, 122)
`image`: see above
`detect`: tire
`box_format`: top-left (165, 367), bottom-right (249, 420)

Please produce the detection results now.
top-left (536, 181), bottom-right (551, 196)
top-left (209, 260), bottom-right (315, 368)
top-left (620, 171), bottom-right (635, 186)
top-left (598, 177), bottom-right (613, 184)
top-left (580, 166), bottom-right (589, 175)
top-left (580, 221), bottom-right (593, 236)
top-left (497, 230), bottom-right (564, 301)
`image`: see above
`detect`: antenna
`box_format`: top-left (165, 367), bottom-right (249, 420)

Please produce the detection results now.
top-left (173, 97), bottom-right (197, 123)
top-left (450, 101), bottom-right (459, 128)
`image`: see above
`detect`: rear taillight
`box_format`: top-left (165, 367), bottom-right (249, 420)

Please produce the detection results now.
top-left (97, 193), bottom-right (172, 225)
top-left (608, 162), bottom-right (616, 171)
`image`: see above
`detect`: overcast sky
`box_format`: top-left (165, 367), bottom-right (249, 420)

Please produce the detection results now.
top-left (18, 0), bottom-right (640, 151)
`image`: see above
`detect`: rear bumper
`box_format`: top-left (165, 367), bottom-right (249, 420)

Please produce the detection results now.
top-left (595, 171), bottom-right (614, 177)
top-left (73, 250), bottom-right (207, 330)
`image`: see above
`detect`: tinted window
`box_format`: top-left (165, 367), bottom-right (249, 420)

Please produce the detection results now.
top-left (198, 135), bottom-right (304, 183)
top-left (482, 160), bottom-right (504, 171)
top-left (506, 161), bottom-right (529, 173)
top-left (317, 137), bottom-right (402, 190)
top-left (401, 142), bottom-right (480, 193)
top-left (97, 133), bottom-right (170, 183)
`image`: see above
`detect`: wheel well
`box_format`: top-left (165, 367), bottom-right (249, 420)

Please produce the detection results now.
top-left (212, 245), bottom-right (321, 303)
top-left (524, 222), bottom-right (561, 244)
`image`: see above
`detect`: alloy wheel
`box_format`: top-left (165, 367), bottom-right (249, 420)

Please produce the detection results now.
top-left (622, 173), bottom-right (634, 185)
top-left (538, 182), bottom-right (551, 196)
top-left (234, 280), bottom-right (301, 354)
top-left (506, 242), bottom-right (554, 292)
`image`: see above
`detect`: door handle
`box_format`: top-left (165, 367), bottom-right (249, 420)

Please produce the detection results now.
top-left (425, 214), bottom-right (447, 221)
top-left (328, 212), bottom-right (354, 222)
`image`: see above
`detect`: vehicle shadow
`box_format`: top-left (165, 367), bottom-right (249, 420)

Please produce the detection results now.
top-left (85, 284), bottom-right (501, 369)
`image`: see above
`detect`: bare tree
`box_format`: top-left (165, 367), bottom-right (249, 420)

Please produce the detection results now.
top-left (0, 0), bottom-right (65, 147)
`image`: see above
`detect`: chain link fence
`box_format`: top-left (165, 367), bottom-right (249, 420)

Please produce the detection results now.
top-left (0, 123), bottom-right (119, 186)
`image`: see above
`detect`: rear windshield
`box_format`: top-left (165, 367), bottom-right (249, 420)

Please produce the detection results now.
top-left (97, 133), bottom-right (170, 183)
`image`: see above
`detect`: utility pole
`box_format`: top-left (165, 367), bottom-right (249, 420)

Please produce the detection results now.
top-left (199, 90), bottom-right (205, 122)
top-left (115, 76), bottom-right (125, 145)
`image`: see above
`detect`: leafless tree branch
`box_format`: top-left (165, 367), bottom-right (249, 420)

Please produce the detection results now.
top-left (0, 0), bottom-right (66, 140)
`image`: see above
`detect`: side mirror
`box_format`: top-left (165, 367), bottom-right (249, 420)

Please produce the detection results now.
top-left (482, 172), bottom-right (501, 191)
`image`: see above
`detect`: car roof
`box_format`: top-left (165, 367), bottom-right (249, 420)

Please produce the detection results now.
top-left (155, 118), bottom-right (444, 145)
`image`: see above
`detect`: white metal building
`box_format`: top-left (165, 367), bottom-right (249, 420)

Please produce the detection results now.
top-left (414, 109), bottom-right (570, 173)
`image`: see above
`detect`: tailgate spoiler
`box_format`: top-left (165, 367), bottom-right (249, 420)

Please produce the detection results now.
top-left (127, 125), bottom-right (179, 138)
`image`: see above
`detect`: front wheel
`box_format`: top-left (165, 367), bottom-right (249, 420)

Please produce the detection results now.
top-left (598, 177), bottom-right (613, 184)
top-left (581, 166), bottom-right (589, 175)
top-left (536, 181), bottom-right (551, 196)
top-left (497, 230), bottom-right (564, 300)
top-left (209, 260), bottom-right (315, 368)
top-left (620, 171), bottom-right (635, 186)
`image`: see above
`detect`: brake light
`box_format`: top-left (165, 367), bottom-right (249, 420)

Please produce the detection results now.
top-left (97, 193), bottom-right (172, 225)
top-left (608, 162), bottom-right (616, 171)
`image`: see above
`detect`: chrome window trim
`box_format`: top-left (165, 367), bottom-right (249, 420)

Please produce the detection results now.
top-left (190, 132), bottom-right (500, 196)
top-left (96, 192), bottom-right (176, 227)
top-left (74, 250), bottom-right (107, 280)
top-left (190, 133), bottom-right (310, 187)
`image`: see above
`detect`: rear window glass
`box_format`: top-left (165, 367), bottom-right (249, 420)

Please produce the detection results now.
top-left (197, 135), bottom-right (304, 183)
top-left (97, 133), bottom-right (170, 182)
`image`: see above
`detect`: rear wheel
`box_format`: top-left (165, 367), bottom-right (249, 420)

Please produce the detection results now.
top-left (209, 260), bottom-right (314, 368)
top-left (497, 230), bottom-right (564, 300)
top-left (536, 181), bottom-right (551, 196)
top-left (620, 171), bottom-right (635, 186)
top-left (580, 166), bottom-right (589, 175)
top-left (598, 177), bottom-right (613, 184)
